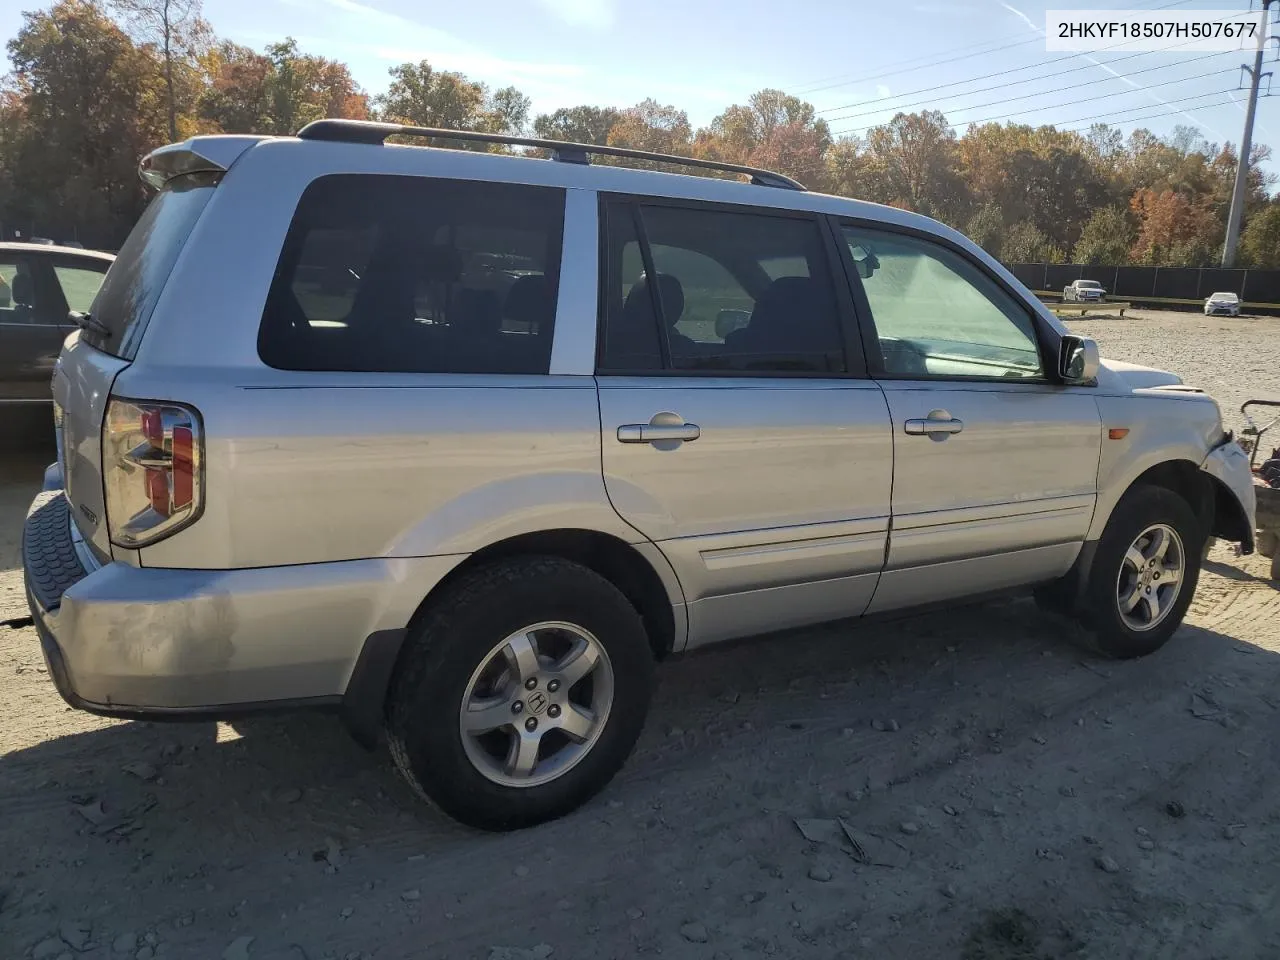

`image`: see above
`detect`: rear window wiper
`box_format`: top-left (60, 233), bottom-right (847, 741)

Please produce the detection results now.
top-left (69, 311), bottom-right (111, 338)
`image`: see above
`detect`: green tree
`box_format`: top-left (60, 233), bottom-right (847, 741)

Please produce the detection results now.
top-left (533, 105), bottom-right (620, 145)
top-left (1073, 207), bottom-right (1134, 265)
top-left (374, 59), bottom-right (524, 147)
top-left (1240, 203), bottom-right (1280, 269)
top-left (965, 203), bottom-right (1004, 259)
top-left (1003, 220), bottom-right (1057, 263)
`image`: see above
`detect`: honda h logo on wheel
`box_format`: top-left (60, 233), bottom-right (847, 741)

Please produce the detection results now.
top-left (527, 691), bottom-right (549, 715)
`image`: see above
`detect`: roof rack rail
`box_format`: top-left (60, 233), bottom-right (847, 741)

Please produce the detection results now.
top-left (295, 119), bottom-right (807, 191)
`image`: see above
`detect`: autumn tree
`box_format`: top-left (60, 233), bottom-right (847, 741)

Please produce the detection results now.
top-left (1073, 207), bottom-right (1135, 265)
top-left (109, 0), bottom-right (209, 140)
top-left (199, 38), bottom-right (365, 135)
top-left (861, 111), bottom-right (968, 224)
top-left (607, 99), bottom-right (693, 158)
top-left (959, 123), bottom-right (1108, 248)
top-left (693, 89), bottom-right (831, 185)
top-left (1129, 188), bottom-right (1223, 266)
top-left (4, 0), bottom-right (169, 246)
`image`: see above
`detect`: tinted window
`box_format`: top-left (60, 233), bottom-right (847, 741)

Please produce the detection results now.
top-left (259, 175), bottom-right (565, 375)
top-left (843, 227), bottom-right (1043, 380)
top-left (54, 262), bottom-right (110, 314)
top-left (87, 175), bottom-right (216, 358)
top-left (599, 203), bottom-right (846, 374)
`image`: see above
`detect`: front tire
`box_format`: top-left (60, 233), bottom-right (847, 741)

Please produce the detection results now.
top-left (1082, 486), bottom-right (1203, 659)
top-left (386, 556), bottom-right (654, 831)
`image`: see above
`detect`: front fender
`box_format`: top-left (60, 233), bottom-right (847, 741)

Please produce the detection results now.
top-left (1201, 439), bottom-right (1257, 552)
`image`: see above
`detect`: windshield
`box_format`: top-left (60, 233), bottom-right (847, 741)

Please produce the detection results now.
top-left (83, 174), bottom-right (216, 359)
top-left (1078, 281), bottom-right (1102, 289)
top-left (1212, 293), bottom-right (1238, 301)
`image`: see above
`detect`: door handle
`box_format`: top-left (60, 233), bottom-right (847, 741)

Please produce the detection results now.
top-left (904, 409), bottom-right (963, 440)
top-left (617, 421), bottom-right (701, 444)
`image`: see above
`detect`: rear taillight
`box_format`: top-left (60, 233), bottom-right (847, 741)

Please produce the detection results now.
top-left (103, 399), bottom-right (203, 548)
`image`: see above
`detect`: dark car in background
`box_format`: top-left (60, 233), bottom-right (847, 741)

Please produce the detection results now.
top-left (0, 242), bottom-right (114, 402)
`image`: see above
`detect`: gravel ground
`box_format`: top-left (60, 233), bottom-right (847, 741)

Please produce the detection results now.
top-left (1068, 309), bottom-right (1280, 432)
top-left (4, 311), bottom-right (1280, 960)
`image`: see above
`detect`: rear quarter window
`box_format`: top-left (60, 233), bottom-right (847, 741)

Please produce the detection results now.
top-left (258, 175), bottom-right (566, 375)
top-left (84, 174), bottom-right (217, 359)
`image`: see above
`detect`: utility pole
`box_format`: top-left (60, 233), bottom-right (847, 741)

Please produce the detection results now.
top-left (1222, 0), bottom-right (1275, 267)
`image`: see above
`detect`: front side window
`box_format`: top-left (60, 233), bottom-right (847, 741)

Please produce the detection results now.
top-left (599, 202), bottom-right (846, 375)
top-left (842, 226), bottom-right (1044, 380)
top-left (260, 175), bottom-right (565, 374)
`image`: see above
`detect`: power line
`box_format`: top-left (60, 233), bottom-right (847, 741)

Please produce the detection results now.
top-left (791, 32), bottom-right (1041, 96)
top-left (1063, 95), bottom-right (1251, 133)
top-left (818, 50), bottom-right (1150, 116)
top-left (795, 38), bottom-right (1045, 97)
top-left (831, 65), bottom-right (1238, 136)
top-left (795, 0), bottom-right (1239, 100)
top-left (825, 50), bottom-right (1228, 125)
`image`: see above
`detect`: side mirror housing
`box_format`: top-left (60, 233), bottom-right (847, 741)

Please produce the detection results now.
top-left (1059, 335), bottom-right (1100, 384)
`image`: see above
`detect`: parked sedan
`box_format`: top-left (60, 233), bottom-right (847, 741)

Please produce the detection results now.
top-left (0, 242), bottom-right (114, 402)
top-left (1204, 292), bottom-right (1241, 317)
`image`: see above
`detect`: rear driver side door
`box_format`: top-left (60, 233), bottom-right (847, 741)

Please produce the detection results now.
top-left (595, 198), bottom-right (893, 649)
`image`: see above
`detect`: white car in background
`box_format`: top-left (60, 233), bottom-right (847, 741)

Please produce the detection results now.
top-left (1204, 292), bottom-right (1241, 317)
top-left (1063, 279), bottom-right (1106, 303)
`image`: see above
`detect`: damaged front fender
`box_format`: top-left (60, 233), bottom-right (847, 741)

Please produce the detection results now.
top-left (1201, 438), bottom-right (1257, 554)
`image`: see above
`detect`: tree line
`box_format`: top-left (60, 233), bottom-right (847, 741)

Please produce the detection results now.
top-left (2, 0), bottom-right (1278, 266)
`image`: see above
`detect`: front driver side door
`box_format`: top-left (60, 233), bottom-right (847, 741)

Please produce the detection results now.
top-left (835, 223), bottom-right (1102, 614)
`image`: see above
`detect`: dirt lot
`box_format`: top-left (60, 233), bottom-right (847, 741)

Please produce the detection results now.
top-left (3, 310), bottom-right (1280, 960)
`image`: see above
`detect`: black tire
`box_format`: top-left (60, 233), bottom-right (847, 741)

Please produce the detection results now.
top-left (386, 556), bottom-right (654, 831)
top-left (1081, 485), bottom-right (1204, 659)
top-left (1032, 579), bottom-right (1073, 617)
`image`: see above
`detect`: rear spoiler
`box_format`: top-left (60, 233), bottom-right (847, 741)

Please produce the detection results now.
top-left (139, 135), bottom-right (267, 189)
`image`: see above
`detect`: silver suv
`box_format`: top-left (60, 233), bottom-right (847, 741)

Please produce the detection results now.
top-left (23, 121), bottom-right (1256, 830)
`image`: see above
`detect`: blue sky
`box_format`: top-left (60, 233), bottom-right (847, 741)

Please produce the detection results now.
top-left (1, 0), bottom-right (1276, 170)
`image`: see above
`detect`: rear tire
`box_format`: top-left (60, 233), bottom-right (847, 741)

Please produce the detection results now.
top-left (386, 556), bottom-right (654, 831)
top-left (1081, 485), bottom-right (1203, 659)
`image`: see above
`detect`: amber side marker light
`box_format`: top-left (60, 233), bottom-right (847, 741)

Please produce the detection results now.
top-left (1108, 428), bottom-right (1130, 440)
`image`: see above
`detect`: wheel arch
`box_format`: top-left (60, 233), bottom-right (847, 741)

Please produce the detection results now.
top-left (341, 528), bottom-right (686, 749)
top-left (413, 528), bottom-right (685, 661)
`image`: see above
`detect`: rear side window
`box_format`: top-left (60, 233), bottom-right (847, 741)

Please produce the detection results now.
top-left (53, 261), bottom-right (111, 314)
top-left (259, 175), bottom-right (565, 375)
top-left (86, 175), bottom-right (216, 359)
top-left (598, 201), bottom-right (846, 375)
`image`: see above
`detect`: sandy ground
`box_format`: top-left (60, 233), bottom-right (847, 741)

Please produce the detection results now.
top-left (3, 310), bottom-right (1280, 960)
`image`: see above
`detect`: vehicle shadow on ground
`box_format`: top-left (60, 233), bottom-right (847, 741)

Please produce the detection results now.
top-left (4, 590), bottom-right (1278, 957)
top-left (1204, 557), bottom-right (1280, 588)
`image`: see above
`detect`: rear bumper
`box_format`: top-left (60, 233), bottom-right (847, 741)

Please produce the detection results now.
top-left (23, 488), bottom-right (459, 736)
